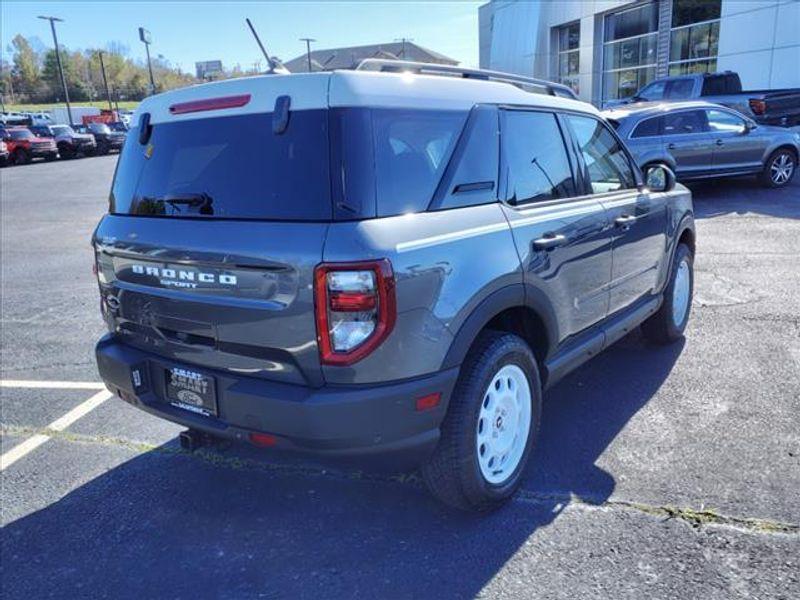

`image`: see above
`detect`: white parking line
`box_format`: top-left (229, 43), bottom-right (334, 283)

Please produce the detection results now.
top-left (0, 380), bottom-right (106, 390)
top-left (1, 389), bottom-right (113, 471)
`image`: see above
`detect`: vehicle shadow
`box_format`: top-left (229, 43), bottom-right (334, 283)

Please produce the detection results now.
top-left (1, 332), bottom-right (683, 599)
top-left (687, 176), bottom-right (800, 221)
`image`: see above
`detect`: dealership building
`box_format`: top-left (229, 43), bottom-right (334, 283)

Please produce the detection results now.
top-left (479, 0), bottom-right (800, 106)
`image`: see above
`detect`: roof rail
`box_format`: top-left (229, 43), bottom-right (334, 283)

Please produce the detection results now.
top-left (355, 59), bottom-right (578, 100)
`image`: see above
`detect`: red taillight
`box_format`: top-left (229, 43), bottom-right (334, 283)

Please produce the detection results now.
top-left (314, 260), bottom-right (396, 366)
top-left (749, 99), bottom-right (766, 116)
top-left (169, 94), bottom-right (251, 115)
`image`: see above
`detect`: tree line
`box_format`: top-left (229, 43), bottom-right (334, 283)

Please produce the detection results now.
top-left (1, 34), bottom-right (197, 105)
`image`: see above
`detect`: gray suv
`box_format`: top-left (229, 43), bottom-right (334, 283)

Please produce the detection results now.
top-left (603, 101), bottom-right (799, 188)
top-left (93, 66), bottom-right (695, 511)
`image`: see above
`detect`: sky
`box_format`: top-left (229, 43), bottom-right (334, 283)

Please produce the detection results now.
top-left (2, 1), bottom-right (483, 73)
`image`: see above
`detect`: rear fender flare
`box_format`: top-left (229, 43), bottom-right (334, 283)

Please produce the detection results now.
top-left (441, 283), bottom-right (558, 370)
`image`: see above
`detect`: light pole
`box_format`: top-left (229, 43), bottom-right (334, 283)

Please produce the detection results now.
top-left (138, 27), bottom-right (156, 94)
top-left (97, 51), bottom-right (113, 111)
top-left (394, 37), bottom-right (413, 59)
top-left (38, 15), bottom-right (72, 124)
top-left (300, 38), bottom-right (316, 72)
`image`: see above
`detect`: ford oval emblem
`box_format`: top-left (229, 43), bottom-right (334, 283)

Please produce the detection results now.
top-left (176, 389), bottom-right (203, 406)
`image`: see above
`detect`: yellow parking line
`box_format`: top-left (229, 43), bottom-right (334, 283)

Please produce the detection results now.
top-left (0, 390), bottom-right (113, 471)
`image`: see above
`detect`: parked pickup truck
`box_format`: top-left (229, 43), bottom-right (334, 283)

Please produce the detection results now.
top-left (605, 71), bottom-right (800, 127)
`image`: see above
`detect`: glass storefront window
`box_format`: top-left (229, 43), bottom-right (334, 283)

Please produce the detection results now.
top-left (602, 3), bottom-right (658, 102)
top-left (669, 0), bottom-right (721, 77)
top-left (672, 0), bottom-right (721, 28)
top-left (669, 59), bottom-right (717, 76)
top-left (557, 22), bottom-right (580, 95)
top-left (604, 3), bottom-right (658, 42)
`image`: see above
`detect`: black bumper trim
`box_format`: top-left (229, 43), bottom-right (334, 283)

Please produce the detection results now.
top-left (96, 335), bottom-right (459, 467)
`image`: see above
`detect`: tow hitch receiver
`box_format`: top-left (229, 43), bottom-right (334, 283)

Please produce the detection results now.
top-left (179, 429), bottom-right (218, 452)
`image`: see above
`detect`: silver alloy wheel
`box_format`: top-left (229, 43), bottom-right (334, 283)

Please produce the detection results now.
top-left (770, 152), bottom-right (795, 185)
top-left (476, 364), bottom-right (532, 485)
top-left (672, 258), bottom-right (691, 327)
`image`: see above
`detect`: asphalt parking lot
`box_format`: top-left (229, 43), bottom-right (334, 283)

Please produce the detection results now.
top-left (1, 155), bottom-right (798, 599)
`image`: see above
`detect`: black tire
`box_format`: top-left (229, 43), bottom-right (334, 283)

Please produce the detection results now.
top-left (12, 149), bottom-right (30, 165)
top-left (421, 331), bottom-right (542, 512)
top-left (45, 152), bottom-right (57, 162)
top-left (642, 243), bottom-right (693, 345)
top-left (759, 148), bottom-right (797, 188)
top-left (59, 145), bottom-right (75, 160)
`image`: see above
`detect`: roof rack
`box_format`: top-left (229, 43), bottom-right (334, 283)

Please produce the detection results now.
top-left (356, 59), bottom-right (578, 100)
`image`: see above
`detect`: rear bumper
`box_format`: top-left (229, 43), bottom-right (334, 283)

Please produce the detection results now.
top-left (95, 334), bottom-right (458, 469)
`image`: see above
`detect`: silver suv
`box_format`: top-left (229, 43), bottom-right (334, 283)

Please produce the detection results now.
top-left (603, 101), bottom-right (799, 188)
top-left (93, 63), bottom-right (695, 511)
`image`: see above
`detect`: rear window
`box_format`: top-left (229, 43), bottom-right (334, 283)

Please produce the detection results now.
top-left (111, 107), bottom-right (467, 221)
top-left (111, 111), bottom-right (331, 220)
top-left (631, 116), bottom-right (662, 138)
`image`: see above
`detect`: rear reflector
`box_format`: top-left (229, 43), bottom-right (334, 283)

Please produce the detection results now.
top-left (415, 393), bottom-right (441, 412)
top-left (249, 432), bottom-right (278, 447)
top-left (169, 94), bottom-right (251, 115)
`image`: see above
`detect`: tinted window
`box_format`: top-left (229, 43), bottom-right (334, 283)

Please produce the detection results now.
top-left (672, 0), bottom-right (721, 27)
top-left (701, 75), bottom-right (728, 96)
top-left (9, 130), bottom-right (33, 140)
top-left (567, 115), bottom-right (636, 194)
top-left (604, 3), bottom-right (658, 41)
top-left (111, 111), bottom-right (332, 220)
top-left (632, 116), bottom-right (663, 138)
top-left (501, 111), bottom-right (575, 205)
top-left (434, 106), bottom-right (499, 210)
top-left (666, 79), bottom-right (694, 98)
top-left (706, 109), bottom-right (745, 134)
top-left (639, 80), bottom-right (666, 100)
top-left (372, 109), bottom-right (465, 216)
top-left (663, 110), bottom-right (707, 134)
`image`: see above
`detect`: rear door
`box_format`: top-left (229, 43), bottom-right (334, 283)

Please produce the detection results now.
top-left (564, 113), bottom-right (668, 315)
top-left (705, 108), bottom-right (763, 171)
top-left (662, 109), bottom-right (715, 177)
top-left (94, 77), bottom-right (333, 387)
top-left (498, 109), bottom-right (611, 342)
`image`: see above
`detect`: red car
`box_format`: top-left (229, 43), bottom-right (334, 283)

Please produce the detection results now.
top-left (0, 126), bottom-right (58, 165)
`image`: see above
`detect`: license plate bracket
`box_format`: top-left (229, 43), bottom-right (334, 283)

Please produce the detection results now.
top-left (164, 367), bottom-right (217, 416)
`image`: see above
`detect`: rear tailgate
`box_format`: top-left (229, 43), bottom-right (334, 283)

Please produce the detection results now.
top-left (95, 218), bottom-right (327, 386)
top-left (94, 74), bottom-right (333, 387)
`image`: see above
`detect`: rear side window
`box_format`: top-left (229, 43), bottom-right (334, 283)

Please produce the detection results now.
top-left (111, 111), bottom-right (331, 220)
top-left (701, 76), bottom-right (727, 96)
top-left (567, 115), bottom-right (636, 194)
top-left (666, 79), bottom-right (693, 99)
top-left (631, 116), bottom-right (663, 138)
top-left (663, 110), bottom-right (707, 135)
top-left (372, 109), bottom-right (465, 216)
top-left (501, 110), bottom-right (576, 205)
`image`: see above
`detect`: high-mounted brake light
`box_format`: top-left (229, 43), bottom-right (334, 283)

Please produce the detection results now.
top-left (314, 260), bottom-right (397, 366)
top-left (169, 94), bottom-right (251, 115)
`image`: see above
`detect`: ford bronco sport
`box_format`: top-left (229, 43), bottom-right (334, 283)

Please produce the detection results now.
top-left (93, 61), bottom-right (695, 511)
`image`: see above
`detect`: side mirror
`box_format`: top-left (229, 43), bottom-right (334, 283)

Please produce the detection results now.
top-left (645, 164), bottom-right (676, 193)
top-left (744, 121), bottom-right (757, 133)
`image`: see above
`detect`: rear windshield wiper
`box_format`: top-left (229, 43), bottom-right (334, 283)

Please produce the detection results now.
top-left (163, 193), bottom-right (215, 215)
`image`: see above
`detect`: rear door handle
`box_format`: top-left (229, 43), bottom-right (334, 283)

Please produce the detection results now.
top-left (615, 214), bottom-right (638, 227)
top-left (715, 139), bottom-right (724, 146)
top-left (533, 233), bottom-right (567, 250)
